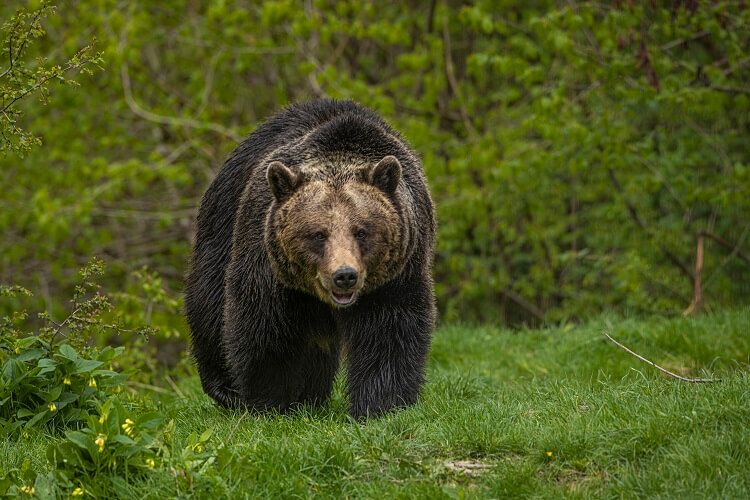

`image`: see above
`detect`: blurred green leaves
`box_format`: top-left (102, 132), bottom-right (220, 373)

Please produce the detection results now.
top-left (1, 1), bottom-right (748, 325)
top-left (0, 1), bottom-right (101, 156)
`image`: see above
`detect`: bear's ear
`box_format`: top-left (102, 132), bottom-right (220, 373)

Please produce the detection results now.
top-left (267, 161), bottom-right (299, 202)
top-left (368, 155), bottom-right (402, 195)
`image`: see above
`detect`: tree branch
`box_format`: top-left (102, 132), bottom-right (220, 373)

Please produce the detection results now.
top-left (605, 333), bottom-right (720, 383)
top-left (700, 229), bottom-right (750, 268)
top-left (500, 287), bottom-right (545, 322)
top-left (442, 20), bottom-right (476, 137)
top-left (606, 168), bottom-right (694, 283)
top-left (683, 232), bottom-right (704, 316)
top-left (120, 61), bottom-right (244, 143)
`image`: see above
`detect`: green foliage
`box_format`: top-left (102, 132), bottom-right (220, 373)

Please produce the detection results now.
top-left (0, 465), bottom-right (52, 498)
top-left (0, 1), bottom-right (101, 156)
top-left (47, 398), bottom-right (163, 497)
top-left (0, 259), bottom-right (212, 496)
top-left (0, 334), bottom-right (125, 437)
top-left (111, 267), bottom-right (183, 340)
top-left (0, 2), bottom-right (748, 325)
top-left (0, 397), bottom-right (217, 498)
top-left (160, 426), bottom-right (219, 493)
top-left (0, 259), bottom-right (154, 437)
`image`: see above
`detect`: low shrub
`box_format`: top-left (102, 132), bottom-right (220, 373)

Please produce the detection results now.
top-left (0, 259), bottom-right (152, 437)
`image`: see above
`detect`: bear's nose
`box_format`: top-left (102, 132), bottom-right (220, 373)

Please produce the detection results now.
top-left (333, 267), bottom-right (358, 289)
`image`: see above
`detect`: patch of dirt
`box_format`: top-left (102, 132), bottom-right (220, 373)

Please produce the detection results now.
top-left (552, 467), bottom-right (608, 493)
top-left (444, 460), bottom-right (492, 478)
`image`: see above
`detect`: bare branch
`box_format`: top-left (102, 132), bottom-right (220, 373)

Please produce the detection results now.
top-left (442, 20), bottom-right (477, 137)
top-left (500, 287), bottom-right (545, 322)
top-left (120, 61), bottom-right (244, 143)
top-left (659, 29), bottom-right (711, 51)
top-left (700, 229), bottom-right (750, 268)
top-left (606, 168), bottom-right (694, 283)
top-left (164, 373), bottom-right (186, 400)
top-left (127, 381), bottom-right (173, 394)
top-left (174, 36), bottom-right (295, 54)
top-left (703, 225), bottom-right (750, 289)
top-left (710, 85), bottom-right (750, 95)
top-left (224, 410), bottom-right (249, 447)
top-left (605, 333), bottom-right (720, 383)
top-left (683, 232), bottom-right (704, 316)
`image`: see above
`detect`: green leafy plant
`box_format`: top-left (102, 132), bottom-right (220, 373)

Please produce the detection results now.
top-left (46, 402), bottom-right (217, 497)
top-left (0, 0), bottom-right (102, 156)
top-left (46, 398), bottom-right (164, 497)
top-left (168, 425), bottom-right (215, 470)
top-left (0, 464), bottom-right (57, 498)
top-left (0, 335), bottom-right (125, 437)
top-left (112, 266), bottom-right (184, 341)
top-left (0, 259), bottom-right (153, 437)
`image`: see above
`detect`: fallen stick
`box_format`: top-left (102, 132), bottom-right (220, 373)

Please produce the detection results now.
top-left (604, 333), bottom-right (720, 383)
top-left (224, 410), bottom-right (249, 447)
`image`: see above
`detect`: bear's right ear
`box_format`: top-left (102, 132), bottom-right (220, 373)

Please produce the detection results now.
top-left (267, 161), bottom-right (299, 202)
top-left (368, 155), bottom-right (402, 195)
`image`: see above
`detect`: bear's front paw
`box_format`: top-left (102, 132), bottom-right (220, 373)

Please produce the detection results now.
top-left (349, 392), bottom-right (416, 419)
top-left (207, 385), bottom-right (241, 409)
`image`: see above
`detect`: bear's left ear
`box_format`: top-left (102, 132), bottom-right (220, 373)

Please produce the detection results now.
top-left (368, 155), bottom-right (402, 195)
top-left (267, 161), bottom-right (300, 202)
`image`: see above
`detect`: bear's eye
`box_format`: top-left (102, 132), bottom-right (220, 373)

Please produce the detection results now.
top-left (312, 231), bottom-right (327, 241)
top-left (354, 229), bottom-right (367, 240)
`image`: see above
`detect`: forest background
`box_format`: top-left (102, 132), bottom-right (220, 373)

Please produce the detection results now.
top-left (2, 2), bottom-right (750, 497)
top-left (2, 1), bottom-right (749, 331)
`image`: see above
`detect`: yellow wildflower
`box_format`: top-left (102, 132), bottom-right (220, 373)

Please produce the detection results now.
top-left (72, 487), bottom-right (84, 496)
top-left (88, 378), bottom-right (97, 388)
top-left (20, 485), bottom-right (34, 495)
top-left (63, 376), bottom-right (71, 385)
top-left (48, 402), bottom-right (57, 412)
top-left (146, 458), bottom-right (156, 468)
top-left (121, 418), bottom-right (135, 437)
top-left (547, 451), bottom-right (553, 457)
top-left (95, 434), bottom-right (106, 452)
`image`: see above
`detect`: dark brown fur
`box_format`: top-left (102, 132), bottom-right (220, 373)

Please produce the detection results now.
top-left (185, 99), bottom-right (435, 418)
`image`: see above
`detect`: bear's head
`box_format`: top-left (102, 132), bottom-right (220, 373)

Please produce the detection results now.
top-left (265, 156), bottom-right (410, 307)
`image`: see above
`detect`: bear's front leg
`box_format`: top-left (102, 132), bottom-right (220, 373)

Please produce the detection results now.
top-left (223, 268), bottom-right (339, 411)
top-left (223, 314), bottom-right (326, 411)
top-left (342, 281), bottom-right (435, 418)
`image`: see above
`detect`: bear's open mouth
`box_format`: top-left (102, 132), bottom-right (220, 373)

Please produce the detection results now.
top-left (331, 291), bottom-right (356, 305)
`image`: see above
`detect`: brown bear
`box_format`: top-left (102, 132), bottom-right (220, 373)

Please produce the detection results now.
top-left (185, 99), bottom-right (435, 418)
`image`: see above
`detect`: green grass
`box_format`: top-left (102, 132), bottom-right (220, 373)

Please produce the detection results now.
top-left (3, 309), bottom-right (750, 498)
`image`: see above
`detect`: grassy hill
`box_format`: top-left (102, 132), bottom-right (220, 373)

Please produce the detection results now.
top-left (3, 309), bottom-right (749, 498)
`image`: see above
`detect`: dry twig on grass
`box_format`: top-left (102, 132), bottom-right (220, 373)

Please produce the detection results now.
top-left (224, 410), bottom-right (249, 447)
top-left (604, 333), bottom-right (720, 383)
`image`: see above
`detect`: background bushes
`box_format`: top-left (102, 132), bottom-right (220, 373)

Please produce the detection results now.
top-left (1, 0), bottom-right (748, 326)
